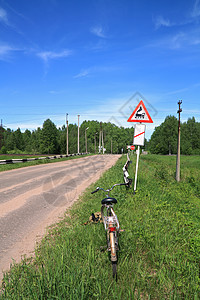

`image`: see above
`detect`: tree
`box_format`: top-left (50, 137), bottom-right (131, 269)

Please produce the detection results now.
top-left (149, 115), bottom-right (200, 155)
top-left (4, 128), bottom-right (13, 151)
top-left (13, 128), bottom-right (25, 151)
top-left (2, 118), bottom-right (169, 155)
top-left (149, 116), bottom-right (178, 154)
top-left (31, 128), bottom-right (42, 154)
top-left (23, 129), bottom-right (32, 152)
top-left (40, 119), bottom-right (59, 154)
top-left (181, 117), bottom-right (200, 155)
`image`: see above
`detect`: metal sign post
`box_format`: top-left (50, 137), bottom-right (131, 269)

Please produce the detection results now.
top-left (176, 100), bottom-right (182, 182)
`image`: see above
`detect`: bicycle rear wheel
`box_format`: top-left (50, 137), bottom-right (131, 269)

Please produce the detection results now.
top-left (109, 231), bottom-right (118, 280)
top-left (112, 262), bottom-right (117, 280)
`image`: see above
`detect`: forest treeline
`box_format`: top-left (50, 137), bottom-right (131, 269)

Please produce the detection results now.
top-left (148, 116), bottom-right (200, 155)
top-left (0, 116), bottom-right (199, 155)
top-left (0, 119), bottom-right (136, 155)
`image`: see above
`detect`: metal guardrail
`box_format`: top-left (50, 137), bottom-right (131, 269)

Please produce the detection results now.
top-left (0, 153), bottom-right (88, 165)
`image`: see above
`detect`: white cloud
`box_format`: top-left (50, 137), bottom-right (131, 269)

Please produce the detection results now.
top-left (191, 0), bottom-right (200, 18)
top-left (154, 2), bottom-right (200, 31)
top-left (148, 28), bottom-right (200, 50)
top-left (37, 50), bottom-right (72, 63)
top-left (73, 65), bottom-right (119, 79)
top-left (165, 87), bottom-right (189, 96)
top-left (90, 25), bottom-right (106, 38)
top-left (169, 30), bottom-right (200, 48)
top-left (0, 45), bottom-right (18, 60)
top-left (6, 122), bottom-right (43, 131)
top-left (74, 69), bottom-right (90, 79)
top-left (49, 90), bottom-right (63, 94)
top-left (87, 39), bottom-right (107, 51)
top-left (154, 15), bottom-right (173, 29)
top-left (0, 45), bottom-right (12, 55)
top-left (170, 32), bottom-right (186, 49)
top-left (0, 7), bottom-right (8, 24)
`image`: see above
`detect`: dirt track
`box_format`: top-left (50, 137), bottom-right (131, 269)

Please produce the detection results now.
top-left (0, 154), bottom-right (121, 281)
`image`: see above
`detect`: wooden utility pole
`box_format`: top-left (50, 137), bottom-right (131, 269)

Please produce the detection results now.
top-left (66, 113), bottom-right (69, 155)
top-left (0, 119), bottom-right (3, 150)
top-left (85, 127), bottom-right (89, 153)
top-left (176, 100), bottom-right (182, 182)
top-left (77, 115), bottom-right (80, 154)
top-left (102, 130), bottom-right (104, 154)
top-left (99, 130), bottom-right (101, 153)
top-left (94, 134), bottom-right (96, 153)
top-left (85, 129), bottom-right (87, 153)
top-left (99, 122), bottom-right (102, 154)
top-left (94, 132), bottom-right (97, 154)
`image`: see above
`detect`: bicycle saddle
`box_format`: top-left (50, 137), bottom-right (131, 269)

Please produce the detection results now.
top-left (101, 197), bottom-right (117, 205)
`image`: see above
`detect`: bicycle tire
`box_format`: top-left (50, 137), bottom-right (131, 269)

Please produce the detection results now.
top-left (110, 231), bottom-right (118, 280)
top-left (112, 262), bottom-right (117, 280)
top-left (101, 205), bottom-right (105, 220)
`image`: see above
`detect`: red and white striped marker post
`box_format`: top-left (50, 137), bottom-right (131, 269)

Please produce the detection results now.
top-left (127, 100), bottom-right (153, 193)
top-left (133, 124), bottom-right (146, 193)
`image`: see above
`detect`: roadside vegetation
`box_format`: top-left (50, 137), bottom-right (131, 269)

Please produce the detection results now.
top-left (0, 119), bottom-right (136, 155)
top-left (0, 154), bottom-right (200, 299)
top-left (0, 115), bottom-right (200, 156)
top-left (148, 116), bottom-right (200, 155)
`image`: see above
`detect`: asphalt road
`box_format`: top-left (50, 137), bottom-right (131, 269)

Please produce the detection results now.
top-left (0, 154), bottom-right (120, 281)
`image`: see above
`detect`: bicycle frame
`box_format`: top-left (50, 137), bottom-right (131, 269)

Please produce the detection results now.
top-left (101, 204), bottom-right (119, 263)
top-left (101, 205), bottom-right (120, 231)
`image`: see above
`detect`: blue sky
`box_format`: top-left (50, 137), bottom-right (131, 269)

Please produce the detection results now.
top-left (0, 0), bottom-right (200, 140)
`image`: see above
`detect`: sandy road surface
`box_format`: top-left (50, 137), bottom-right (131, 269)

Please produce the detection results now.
top-left (0, 154), bottom-right (120, 281)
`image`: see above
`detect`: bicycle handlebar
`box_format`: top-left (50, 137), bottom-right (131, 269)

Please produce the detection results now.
top-left (91, 187), bottom-right (99, 194)
top-left (91, 183), bottom-right (127, 194)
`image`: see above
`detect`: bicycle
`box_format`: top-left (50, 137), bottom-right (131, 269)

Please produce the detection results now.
top-left (91, 183), bottom-right (128, 280)
top-left (123, 153), bottom-right (132, 185)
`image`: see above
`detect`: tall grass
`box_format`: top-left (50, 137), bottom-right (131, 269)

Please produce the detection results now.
top-left (1, 154), bottom-right (199, 299)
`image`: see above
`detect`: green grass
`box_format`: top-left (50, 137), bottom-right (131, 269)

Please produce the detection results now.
top-left (0, 154), bottom-right (92, 172)
top-left (0, 154), bottom-right (200, 299)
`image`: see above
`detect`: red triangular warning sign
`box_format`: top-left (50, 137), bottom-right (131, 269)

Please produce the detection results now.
top-left (127, 100), bottom-right (153, 123)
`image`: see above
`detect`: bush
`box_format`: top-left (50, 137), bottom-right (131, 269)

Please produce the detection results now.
top-left (0, 146), bottom-right (7, 154)
top-left (192, 148), bottom-right (200, 155)
top-left (7, 149), bottom-right (24, 154)
top-left (154, 163), bottom-right (170, 182)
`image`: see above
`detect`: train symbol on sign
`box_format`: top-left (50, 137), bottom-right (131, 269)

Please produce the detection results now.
top-left (135, 106), bottom-right (145, 119)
